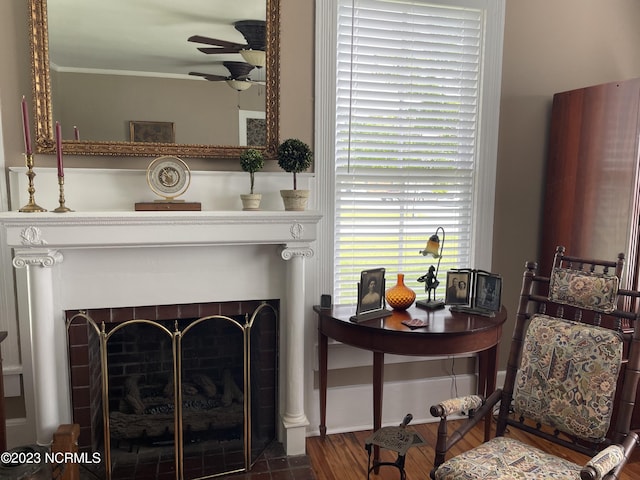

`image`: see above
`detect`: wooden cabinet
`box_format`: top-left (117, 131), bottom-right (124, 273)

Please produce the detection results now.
top-left (540, 78), bottom-right (640, 428)
top-left (540, 77), bottom-right (640, 287)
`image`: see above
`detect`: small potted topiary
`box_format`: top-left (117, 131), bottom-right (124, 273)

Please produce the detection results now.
top-left (277, 138), bottom-right (313, 211)
top-left (239, 148), bottom-right (265, 210)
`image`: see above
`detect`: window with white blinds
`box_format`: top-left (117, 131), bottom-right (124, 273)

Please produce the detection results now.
top-left (334, 0), bottom-right (490, 304)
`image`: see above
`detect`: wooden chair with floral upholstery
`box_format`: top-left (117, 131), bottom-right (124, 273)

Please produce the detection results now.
top-left (429, 246), bottom-right (640, 480)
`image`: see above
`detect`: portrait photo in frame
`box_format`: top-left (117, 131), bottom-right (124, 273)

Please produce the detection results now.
top-left (444, 270), bottom-right (472, 306)
top-left (350, 268), bottom-right (393, 323)
top-left (358, 268), bottom-right (386, 313)
top-left (474, 271), bottom-right (502, 312)
top-left (130, 121), bottom-right (175, 143)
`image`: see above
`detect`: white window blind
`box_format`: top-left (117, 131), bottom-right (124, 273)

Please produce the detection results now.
top-left (335, 0), bottom-right (485, 304)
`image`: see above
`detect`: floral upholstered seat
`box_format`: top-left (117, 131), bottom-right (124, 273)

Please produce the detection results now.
top-left (434, 436), bottom-right (624, 480)
top-left (428, 247), bottom-right (640, 480)
top-left (433, 314), bottom-right (624, 480)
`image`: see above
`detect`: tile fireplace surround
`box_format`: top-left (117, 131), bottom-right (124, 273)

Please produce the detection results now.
top-left (0, 209), bottom-right (321, 458)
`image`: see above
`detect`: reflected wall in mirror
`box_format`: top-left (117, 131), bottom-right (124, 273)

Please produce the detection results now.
top-left (28, 0), bottom-right (279, 158)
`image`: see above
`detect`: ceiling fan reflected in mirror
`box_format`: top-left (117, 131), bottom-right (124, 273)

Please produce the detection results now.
top-left (188, 20), bottom-right (266, 68)
top-left (189, 61), bottom-right (265, 91)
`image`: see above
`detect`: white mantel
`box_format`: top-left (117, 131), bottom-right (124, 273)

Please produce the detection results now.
top-left (0, 209), bottom-right (321, 456)
top-left (0, 210), bottom-right (320, 248)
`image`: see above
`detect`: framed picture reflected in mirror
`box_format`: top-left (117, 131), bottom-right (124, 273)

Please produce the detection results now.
top-left (130, 121), bottom-right (175, 143)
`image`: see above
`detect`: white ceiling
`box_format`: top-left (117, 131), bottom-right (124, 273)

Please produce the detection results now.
top-left (47, 0), bottom-right (266, 80)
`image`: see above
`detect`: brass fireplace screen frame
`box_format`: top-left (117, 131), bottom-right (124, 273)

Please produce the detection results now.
top-left (67, 302), bottom-right (278, 480)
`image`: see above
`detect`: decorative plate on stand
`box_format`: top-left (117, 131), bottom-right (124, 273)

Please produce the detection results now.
top-left (135, 156), bottom-right (201, 211)
top-left (147, 156), bottom-right (190, 200)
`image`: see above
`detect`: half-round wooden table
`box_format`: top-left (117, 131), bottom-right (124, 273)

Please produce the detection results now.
top-left (314, 304), bottom-right (507, 448)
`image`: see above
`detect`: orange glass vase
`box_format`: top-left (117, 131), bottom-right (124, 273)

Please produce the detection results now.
top-left (385, 273), bottom-right (416, 310)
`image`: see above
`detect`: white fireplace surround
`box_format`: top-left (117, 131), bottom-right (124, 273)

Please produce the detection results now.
top-left (0, 167), bottom-right (321, 456)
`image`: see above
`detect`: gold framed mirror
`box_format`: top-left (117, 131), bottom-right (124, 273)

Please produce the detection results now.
top-left (28, 0), bottom-right (279, 158)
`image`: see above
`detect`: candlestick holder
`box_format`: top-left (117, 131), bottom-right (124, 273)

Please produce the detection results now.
top-left (53, 176), bottom-right (73, 213)
top-left (18, 153), bottom-right (47, 212)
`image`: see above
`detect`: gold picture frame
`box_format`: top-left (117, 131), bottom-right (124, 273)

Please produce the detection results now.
top-left (129, 121), bottom-right (175, 143)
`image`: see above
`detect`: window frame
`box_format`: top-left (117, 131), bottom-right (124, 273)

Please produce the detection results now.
top-left (313, 0), bottom-right (505, 302)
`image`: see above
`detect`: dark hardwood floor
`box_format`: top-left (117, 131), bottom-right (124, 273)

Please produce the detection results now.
top-left (306, 420), bottom-right (640, 480)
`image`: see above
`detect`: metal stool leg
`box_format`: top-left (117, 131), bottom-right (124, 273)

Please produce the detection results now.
top-left (366, 454), bottom-right (407, 479)
top-left (364, 414), bottom-right (425, 480)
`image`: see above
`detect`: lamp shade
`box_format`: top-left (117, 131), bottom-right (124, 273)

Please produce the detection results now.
top-left (240, 49), bottom-right (266, 68)
top-left (421, 234), bottom-right (441, 258)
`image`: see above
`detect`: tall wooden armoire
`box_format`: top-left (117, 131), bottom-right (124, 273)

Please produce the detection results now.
top-left (540, 77), bottom-right (640, 427)
top-left (540, 77), bottom-right (640, 290)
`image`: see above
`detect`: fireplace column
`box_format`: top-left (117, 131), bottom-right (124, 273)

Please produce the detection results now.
top-left (13, 248), bottom-right (65, 446)
top-left (280, 244), bottom-right (313, 456)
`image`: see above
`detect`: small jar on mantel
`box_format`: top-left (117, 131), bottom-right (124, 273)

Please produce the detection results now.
top-left (385, 273), bottom-right (416, 310)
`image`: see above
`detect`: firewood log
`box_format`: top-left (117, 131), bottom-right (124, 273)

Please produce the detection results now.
top-left (164, 378), bottom-right (198, 397)
top-left (119, 376), bottom-right (145, 414)
top-left (222, 369), bottom-right (243, 406)
top-left (192, 373), bottom-right (217, 397)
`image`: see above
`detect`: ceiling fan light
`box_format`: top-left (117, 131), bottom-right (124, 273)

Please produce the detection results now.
top-left (226, 79), bottom-right (252, 91)
top-left (240, 49), bottom-right (266, 68)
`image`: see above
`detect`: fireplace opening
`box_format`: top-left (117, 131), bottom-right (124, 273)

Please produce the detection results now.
top-left (66, 300), bottom-right (279, 480)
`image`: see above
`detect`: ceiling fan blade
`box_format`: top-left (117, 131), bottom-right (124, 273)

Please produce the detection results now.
top-left (188, 62), bottom-right (254, 83)
top-left (189, 72), bottom-right (227, 82)
top-left (196, 47), bottom-right (243, 55)
top-left (188, 35), bottom-right (246, 50)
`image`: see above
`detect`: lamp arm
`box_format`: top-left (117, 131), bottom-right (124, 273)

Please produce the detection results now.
top-left (434, 255), bottom-right (443, 279)
top-left (434, 226), bottom-right (445, 278)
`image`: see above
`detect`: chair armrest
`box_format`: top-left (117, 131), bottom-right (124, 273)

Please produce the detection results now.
top-left (429, 389), bottom-right (502, 479)
top-left (431, 395), bottom-right (484, 418)
top-left (580, 431), bottom-right (639, 480)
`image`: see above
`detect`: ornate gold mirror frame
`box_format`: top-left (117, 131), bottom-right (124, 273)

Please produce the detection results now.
top-left (27, 0), bottom-right (280, 158)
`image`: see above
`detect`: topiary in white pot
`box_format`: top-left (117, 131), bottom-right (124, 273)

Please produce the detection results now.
top-left (239, 148), bottom-right (265, 210)
top-left (277, 138), bottom-right (313, 211)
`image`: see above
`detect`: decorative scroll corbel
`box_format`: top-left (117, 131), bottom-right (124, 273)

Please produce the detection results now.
top-left (13, 250), bottom-right (63, 269)
top-left (280, 245), bottom-right (314, 261)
